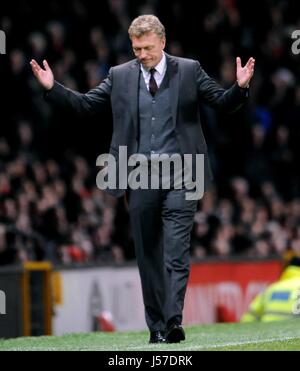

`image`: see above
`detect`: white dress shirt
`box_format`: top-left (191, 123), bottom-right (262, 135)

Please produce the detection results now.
top-left (140, 52), bottom-right (167, 91)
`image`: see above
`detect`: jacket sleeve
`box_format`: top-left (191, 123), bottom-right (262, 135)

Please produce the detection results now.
top-left (241, 292), bottom-right (265, 323)
top-left (194, 61), bottom-right (249, 113)
top-left (44, 69), bottom-right (112, 116)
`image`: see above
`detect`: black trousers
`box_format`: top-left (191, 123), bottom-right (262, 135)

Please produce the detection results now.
top-left (128, 185), bottom-right (198, 332)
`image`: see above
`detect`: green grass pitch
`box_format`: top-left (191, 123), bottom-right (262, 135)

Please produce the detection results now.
top-left (1, 321), bottom-right (300, 351)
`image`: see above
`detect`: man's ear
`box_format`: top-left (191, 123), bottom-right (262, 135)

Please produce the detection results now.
top-left (162, 37), bottom-right (166, 49)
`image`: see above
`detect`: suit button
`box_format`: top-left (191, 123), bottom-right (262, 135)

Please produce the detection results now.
top-left (152, 117), bottom-right (156, 121)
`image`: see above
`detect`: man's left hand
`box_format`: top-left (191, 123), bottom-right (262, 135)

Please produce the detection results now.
top-left (236, 57), bottom-right (255, 88)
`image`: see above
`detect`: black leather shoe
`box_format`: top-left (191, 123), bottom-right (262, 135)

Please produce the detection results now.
top-left (166, 324), bottom-right (185, 343)
top-left (149, 331), bottom-right (166, 344)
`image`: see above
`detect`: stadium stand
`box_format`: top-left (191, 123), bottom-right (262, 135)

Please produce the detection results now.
top-left (1, 0), bottom-right (300, 265)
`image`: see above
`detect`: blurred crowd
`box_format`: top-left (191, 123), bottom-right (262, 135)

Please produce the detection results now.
top-left (0, 122), bottom-right (128, 265)
top-left (1, 0), bottom-right (300, 265)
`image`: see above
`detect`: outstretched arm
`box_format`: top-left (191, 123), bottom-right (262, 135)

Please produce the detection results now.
top-left (196, 57), bottom-right (255, 113)
top-left (30, 59), bottom-right (111, 116)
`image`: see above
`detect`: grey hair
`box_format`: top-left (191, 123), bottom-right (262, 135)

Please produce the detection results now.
top-left (128, 15), bottom-right (166, 39)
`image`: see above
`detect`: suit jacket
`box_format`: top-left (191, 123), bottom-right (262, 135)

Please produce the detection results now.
top-left (45, 53), bottom-right (249, 197)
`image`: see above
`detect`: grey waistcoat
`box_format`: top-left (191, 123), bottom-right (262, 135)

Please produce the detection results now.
top-left (138, 71), bottom-right (181, 156)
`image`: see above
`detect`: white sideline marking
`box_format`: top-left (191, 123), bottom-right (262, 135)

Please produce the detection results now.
top-left (194, 336), bottom-right (298, 350)
top-left (2, 335), bottom-right (300, 351)
top-left (125, 336), bottom-right (299, 351)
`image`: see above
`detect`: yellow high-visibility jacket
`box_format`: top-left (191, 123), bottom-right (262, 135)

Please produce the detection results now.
top-left (241, 266), bottom-right (300, 322)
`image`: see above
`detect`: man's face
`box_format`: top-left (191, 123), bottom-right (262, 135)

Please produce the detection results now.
top-left (132, 32), bottom-right (166, 69)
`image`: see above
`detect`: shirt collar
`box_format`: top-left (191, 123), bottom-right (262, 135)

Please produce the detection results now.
top-left (141, 52), bottom-right (167, 76)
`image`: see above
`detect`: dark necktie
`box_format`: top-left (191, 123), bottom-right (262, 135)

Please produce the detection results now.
top-left (149, 68), bottom-right (158, 96)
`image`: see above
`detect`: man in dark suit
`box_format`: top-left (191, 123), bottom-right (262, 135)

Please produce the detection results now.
top-left (30, 15), bottom-right (255, 344)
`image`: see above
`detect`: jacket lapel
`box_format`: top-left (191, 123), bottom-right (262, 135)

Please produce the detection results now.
top-left (128, 60), bottom-right (140, 136)
top-left (166, 54), bottom-right (179, 128)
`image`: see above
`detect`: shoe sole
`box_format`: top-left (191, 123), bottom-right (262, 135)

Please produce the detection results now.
top-left (166, 328), bottom-right (185, 343)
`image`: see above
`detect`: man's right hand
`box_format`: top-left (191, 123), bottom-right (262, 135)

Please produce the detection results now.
top-left (30, 59), bottom-right (54, 91)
